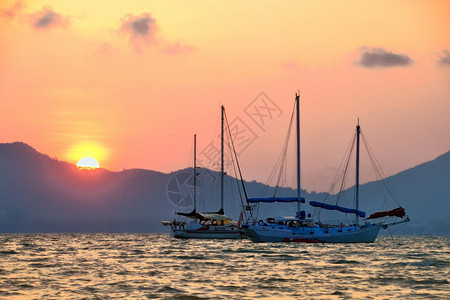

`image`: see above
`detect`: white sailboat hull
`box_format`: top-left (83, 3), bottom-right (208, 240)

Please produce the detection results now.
top-left (172, 226), bottom-right (243, 239)
top-left (240, 94), bottom-right (409, 243)
top-left (242, 223), bottom-right (382, 243)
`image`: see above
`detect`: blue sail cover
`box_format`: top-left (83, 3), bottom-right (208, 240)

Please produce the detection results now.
top-left (248, 197), bottom-right (305, 203)
top-left (309, 201), bottom-right (366, 218)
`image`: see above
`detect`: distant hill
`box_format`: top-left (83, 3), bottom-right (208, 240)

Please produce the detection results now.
top-left (0, 142), bottom-right (170, 233)
top-left (370, 152), bottom-right (450, 235)
top-left (0, 142), bottom-right (448, 235)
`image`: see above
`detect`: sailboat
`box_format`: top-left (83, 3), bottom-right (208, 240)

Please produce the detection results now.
top-left (241, 93), bottom-right (410, 243)
top-left (162, 106), bottom-right (243, 239)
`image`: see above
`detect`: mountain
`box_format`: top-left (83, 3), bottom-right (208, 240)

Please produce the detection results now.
top-left (0, 142), bottom-right (170, 232)
top-left (0, 142), bottom-right (449, 235)
top-left (363, 151), bottom-right (450, 235)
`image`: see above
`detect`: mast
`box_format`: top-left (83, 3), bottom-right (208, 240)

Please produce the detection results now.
top-left (193, 134), bottom-right (197, 213)
top-left (355, 119), bottom-right (360, 225)
top-left (223, 108), bottom-right (251, 219)
top-left (221, 105), bottom-right (224, 214)
top-left (296, 93), bottom-right (301, 218)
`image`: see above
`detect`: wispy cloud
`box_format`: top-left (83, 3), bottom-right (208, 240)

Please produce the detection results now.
top-left (30, 6), bottom-right (69, 29)
top-left (281, 60), bottom-right (300, 70)
top-left (95, 42), bottom-right (119, 56)
top-left (118, 12), bottom-right (195, 55)
top-left (437, 50), bottom-right (450, 67)
top-left (164, 42), bottom-right (196, 55)
top-left (0, 0), bottom-right (25, 18)
top-left (356, 47), bottom-right (413, 68)
top-left (119, 13), bottom-right (158, 52)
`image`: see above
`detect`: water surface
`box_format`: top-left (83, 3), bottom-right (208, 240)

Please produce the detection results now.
top-left (0, 234), bottom-right (448, 299)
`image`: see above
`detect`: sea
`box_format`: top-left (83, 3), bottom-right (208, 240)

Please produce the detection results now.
top-left (0, 234), bottom-right (448, 299)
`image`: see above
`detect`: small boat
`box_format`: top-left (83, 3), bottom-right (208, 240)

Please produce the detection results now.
top-left (241, 93), bottom-right (409, 243)
top-left (164, 212), bottom-right (241, 239)
top-left (162, 106), bottom-right (243, 239)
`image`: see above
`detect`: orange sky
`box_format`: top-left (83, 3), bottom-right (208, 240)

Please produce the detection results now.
top-left (1, 0), bottom-right (449, 192)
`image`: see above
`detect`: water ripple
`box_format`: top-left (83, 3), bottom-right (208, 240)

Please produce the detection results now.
top-left (0, 234), bottom-right (448, 299)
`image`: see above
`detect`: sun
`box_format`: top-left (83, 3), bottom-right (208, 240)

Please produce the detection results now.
top-left (67, 142), bottom-right (107, 169)
top-left (77, 157), bottom-right (100, 169)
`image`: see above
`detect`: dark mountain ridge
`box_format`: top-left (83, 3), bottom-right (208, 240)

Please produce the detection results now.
top-left (0, 142), bottom-right (448, 235)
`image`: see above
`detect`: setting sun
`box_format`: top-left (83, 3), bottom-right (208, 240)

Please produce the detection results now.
top-left (77, 157), bottom-right (100, 169)
top-left (67, 142), bottom-right (108, 167)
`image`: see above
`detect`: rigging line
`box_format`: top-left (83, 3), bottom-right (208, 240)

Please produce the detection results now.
top-left (223, 108), bottom-right (252, 219)
top-left (361, 132), bottom-right (400, 206)
top-left (361, 132), bottom-right (385, 183)
top-left (363, 137), bottom-right (391, 206)
top-left (274, 147), bottom-right (287, 196)
top-left (251, 100), bottom-right (296, 198)
top-left (390, 221), bottom-right (408, 238)
top-left (274, 101), bottom-right (296, 196)
top-left (387, 227), bottom-right (396, 243)
top-left (323, 130), bottom-right (359, 202)
top-left (263, 147), bottom-right (285, 196)
top-left (225, 124), bottom-right (246, 217)
top-left (336, 132), bottom-right (357, 205)
top-left (260, 141), bottom-right (289, 196)
top-left (360, 134), bottom-right (389, 204)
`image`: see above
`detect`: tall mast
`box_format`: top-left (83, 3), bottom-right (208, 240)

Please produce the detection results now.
top-left (193, 134), bottom-right (197, 213)
top-left (296, 93), bottom-right (301, 218)
top-left (355, 119), bottom-right (360, 225)
top-left (221, 105), bottom-right (224, 214)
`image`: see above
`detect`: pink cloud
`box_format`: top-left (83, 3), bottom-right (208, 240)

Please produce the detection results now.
top-left (356, 47), bottom-right (413, 68)
top-left (30, 6), bottom-right (70, 29)
top-left (119, 13), bottom-right (158, 53)
top-left (437, 50), bottom-right (450, 67)
top-left (164, 42), bottom-right (196, 55)
top-left (0, 0), bottom-right (26, 18)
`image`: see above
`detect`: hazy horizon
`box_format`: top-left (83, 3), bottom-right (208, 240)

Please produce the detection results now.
top-left (1, 141), bottom-right (448, 195)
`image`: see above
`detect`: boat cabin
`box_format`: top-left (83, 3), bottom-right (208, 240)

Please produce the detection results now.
top-left (261, 217), bottom-right (316, 228)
